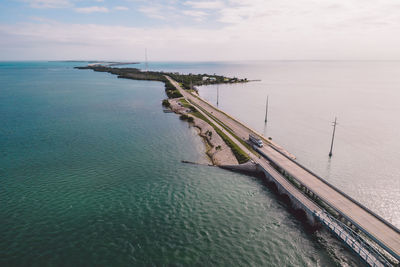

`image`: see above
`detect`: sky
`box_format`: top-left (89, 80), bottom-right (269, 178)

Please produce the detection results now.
top-left (1, 0), bottom-right (400, 61)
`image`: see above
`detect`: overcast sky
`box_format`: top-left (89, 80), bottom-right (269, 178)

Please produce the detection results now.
top-left (1, 0), bottom-right (400, 61)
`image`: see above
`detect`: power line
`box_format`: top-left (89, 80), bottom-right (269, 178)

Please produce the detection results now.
top-left (329, 117), bottom-right (338, 157)
top-left (264, 95), bottom-right (269, 123)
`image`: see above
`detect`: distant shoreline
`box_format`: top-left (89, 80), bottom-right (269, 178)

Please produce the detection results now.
top-left (53, 60), bottom-right (140, 66)
top-left (75, 64), bottom-right (250, 89)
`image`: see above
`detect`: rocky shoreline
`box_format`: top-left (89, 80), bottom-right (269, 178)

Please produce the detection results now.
top-left (168, 98), bottom-right (238, 166)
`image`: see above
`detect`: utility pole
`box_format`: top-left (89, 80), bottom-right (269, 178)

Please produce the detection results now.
top-left (217, 85), bottom-right (219, 107)
top-left (329, 117), bottom-right (338, 157)
top-left (145, 48), bottom-right (148, 72)
top-left (264, 95), bottom-right (269, 123)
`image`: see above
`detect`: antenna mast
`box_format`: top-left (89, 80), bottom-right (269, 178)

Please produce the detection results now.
top-left (145, 48), bottom-right (148, 72)
top-left (329, 117), bottom-right (338, 157)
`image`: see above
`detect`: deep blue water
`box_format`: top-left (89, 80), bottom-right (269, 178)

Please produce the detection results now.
top-left (0, 61), bottom-right (362, 266)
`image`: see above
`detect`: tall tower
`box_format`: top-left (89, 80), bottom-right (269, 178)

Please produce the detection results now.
top-left (145, 48), bottom-right (148, 72)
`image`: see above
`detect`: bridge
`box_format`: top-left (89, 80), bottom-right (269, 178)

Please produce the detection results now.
top-left (166, 76), bottom-right (400, 266)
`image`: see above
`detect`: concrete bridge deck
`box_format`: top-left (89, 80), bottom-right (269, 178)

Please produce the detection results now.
top-left (260, 145), bottom-right (400, 261)
top-left (166, 76), bottom-right (400, 262)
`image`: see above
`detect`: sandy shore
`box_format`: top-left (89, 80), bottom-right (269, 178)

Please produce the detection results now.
top-left (168, 98), bottom-right (238, 166)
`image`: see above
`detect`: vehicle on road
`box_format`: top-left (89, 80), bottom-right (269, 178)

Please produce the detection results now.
top-left (249, 134), bottom-right (263, 147)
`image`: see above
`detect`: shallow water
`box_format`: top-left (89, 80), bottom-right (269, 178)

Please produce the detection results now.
top-left (0, 61), bottom-right (364, 266)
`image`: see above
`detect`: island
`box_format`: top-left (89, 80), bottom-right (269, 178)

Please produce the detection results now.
top-left (75, 65), bottom-right (248, 89)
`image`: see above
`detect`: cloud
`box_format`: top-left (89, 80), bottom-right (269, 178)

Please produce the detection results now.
top-left (182, 10), bottom-right (208, 21)
top-left (184, 1), bottom-right (224, 9)
top-left (114, 6), bottom-right (129, 11)
top-left (24, 0), bottom-right (71, 8)
top-left (138, 6), bottom-right (167, 20)
top-left (75, 6), bottom-right (109, 13)
top-left (4, 0), bottom-right (400, 60)
top-left (139, 2), bottom-right (210, 22)
top-left (0, 21), bottom-right (231, 60)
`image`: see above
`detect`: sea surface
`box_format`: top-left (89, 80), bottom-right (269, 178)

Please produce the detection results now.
top-left (133, 60), bottom-right (400, 229)
top-left (1, 60), bottom-right (394, 266)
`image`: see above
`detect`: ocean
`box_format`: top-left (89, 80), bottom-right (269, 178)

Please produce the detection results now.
top-left (133, 60), bottom-right (400, 228)
top-left (2, 60), bottom-right (396, 266)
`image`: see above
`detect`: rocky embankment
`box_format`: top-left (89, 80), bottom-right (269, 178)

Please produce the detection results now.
top-left (168, 98), bottom-right (238, 166)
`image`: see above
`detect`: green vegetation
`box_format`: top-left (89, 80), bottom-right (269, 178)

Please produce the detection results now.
top-left (164, 79), bottom-right (183, 98)
top-left (179, 114), bottom-right (189, 120)
top-left (189, 99), bottom-right (259, 156)
top-left (179, 99), bottom-right (198, 112)
top-left (166, 90), bottom-right (182, 98)
top-left (167, 72), bottom-right (247, 90)
top-left (191, 111), bottom-right (210, 124)
top-left (76, 65), bottom-right (166, 82)
top-left (179, 114), bottom-right (194, 123)
top-left (75, 65), bottom-right (249, 98)
top-left (179, 99), bottom-right (191, 108)
top-left (214, 126), bottom-right (249, 164)
top-left (188, 105), bottom-right (250, 164)
top-left (162, 99), bottom-right (170, 107)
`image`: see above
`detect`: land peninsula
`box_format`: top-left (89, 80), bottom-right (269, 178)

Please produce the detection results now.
top-left (75, 65), bottom-right (248, 89)
top-left (76, 65), bottom-right (252, 166)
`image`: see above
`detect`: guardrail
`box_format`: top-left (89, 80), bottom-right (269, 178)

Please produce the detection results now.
top-left (268, 145), bottom-right (400, 236)
top-left (255, 147), bottom-right (399, 262)
top-left (314, 210), bottom-right (391, 267)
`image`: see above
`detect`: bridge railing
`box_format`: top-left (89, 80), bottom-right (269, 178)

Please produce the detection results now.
top-left (267, 144), bottom-right (400, 237)
top-left (314, 210), bottom-right (392, 267)
top-left (255, 146), bottom-right (400, 262)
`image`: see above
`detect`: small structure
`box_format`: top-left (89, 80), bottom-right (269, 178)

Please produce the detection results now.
top-left (202, 76), bottom-right (217, 82)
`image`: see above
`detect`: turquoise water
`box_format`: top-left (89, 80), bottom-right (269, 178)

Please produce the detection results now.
top-left (0, 62), bottom-right (361, 266)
